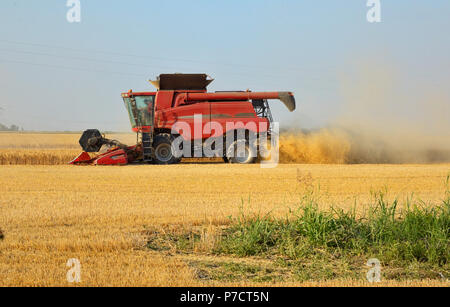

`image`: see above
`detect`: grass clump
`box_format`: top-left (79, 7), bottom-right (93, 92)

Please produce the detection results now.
top-left (215, 191), bottom-right (449, 270)
top-left (146, 181), bottom-right (450, 282)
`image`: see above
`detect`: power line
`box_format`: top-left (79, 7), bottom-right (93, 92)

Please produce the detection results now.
top-left (0, 39), bottom-right (338, 76)
top-left (0, 39), bottom-right (197, 62)
top-left (0, 58), bottom-right (149, 77)
top-left (0, 57), bottom-right (282, 82)
top-left (0, 49), bottom-right (335, 84)
top-left (0, 40), bottom-right (338, 89)
top-left (0, 39), bottom-right (286, 71)
top-left (0, 55), bottom-right (272, 83)
top-left (0, 48), bottom-right (198, 71)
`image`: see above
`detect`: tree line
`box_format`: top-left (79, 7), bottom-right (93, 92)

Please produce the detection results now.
top-left (0, 123), bottom-right (22, 131)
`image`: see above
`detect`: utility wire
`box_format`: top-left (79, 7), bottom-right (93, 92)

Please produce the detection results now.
top-left (0, 56), bottom-right (285, 82)
top-left (0, 58), bottom-right (148, 77)
top-left (0, 39), bottom-right (337, 76)
top-left (0, 48), bottom-right (334, 83)
top-left (0, 48), bottom-right (199, 71)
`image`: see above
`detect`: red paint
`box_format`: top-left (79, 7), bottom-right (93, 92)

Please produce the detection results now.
top-left (94, 149), bottom-right (128, 165)
top-left (68, 151), bottom-right (91, 165)
top-left (69, 148), bottom-right (128, 165)
top-left (122, 90), bottom-right (286, 140)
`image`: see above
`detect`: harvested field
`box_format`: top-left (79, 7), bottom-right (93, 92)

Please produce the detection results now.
top-left (0, 133), bottom-right (448, 286)
top-left (0, 163), bottom-right (449, 286)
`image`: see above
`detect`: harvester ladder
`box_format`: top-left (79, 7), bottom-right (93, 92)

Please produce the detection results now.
top-left (142, 132), bottom-right (153, 162)
top-left (263, 99), bottom-right (274, 130)
top-left (253, 99), bottom-right (274, 134)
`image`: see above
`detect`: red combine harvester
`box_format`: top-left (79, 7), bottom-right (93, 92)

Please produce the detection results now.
top-left (70, 74), bottom-right (296, 165)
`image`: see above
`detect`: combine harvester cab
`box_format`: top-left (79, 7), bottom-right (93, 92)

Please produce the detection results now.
top-left (70, 74), bottom-right (296, 165)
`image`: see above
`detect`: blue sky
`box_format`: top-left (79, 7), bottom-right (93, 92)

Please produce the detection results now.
top-left (0, 0), bottom-right (449, 131)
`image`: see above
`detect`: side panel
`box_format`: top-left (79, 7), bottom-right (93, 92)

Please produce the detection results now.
top-left (155, 100), bottom-right (270, 141)
top-left (155, 91), bottom-right (174, 111)
top-left (210, 101), bottom-right (269, 135)
top-left (156, 102), bottom-right (211, 140)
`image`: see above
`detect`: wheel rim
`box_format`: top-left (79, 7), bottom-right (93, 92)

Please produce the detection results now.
top-left (155, 144), bottom-right (173, 162)
top-left (228, 142), bottom-right (252, 164)
top-left (235, 146), bottom-right (250, 163)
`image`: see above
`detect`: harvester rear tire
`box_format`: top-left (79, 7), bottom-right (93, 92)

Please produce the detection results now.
top-left (152, 134), bottom-right (181, 165)
top-left (225, 139), bottom-right (257, 164)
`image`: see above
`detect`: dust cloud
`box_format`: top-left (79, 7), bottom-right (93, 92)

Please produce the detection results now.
top-left (280, 62), bottom-right (450, 164)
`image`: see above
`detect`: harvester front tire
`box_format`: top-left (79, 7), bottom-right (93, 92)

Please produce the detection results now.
top-left (152, 134), bottom-right (181, 165)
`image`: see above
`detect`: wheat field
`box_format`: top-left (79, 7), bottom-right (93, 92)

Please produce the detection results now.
top-left (0, 133), bottom-right (449, 286)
